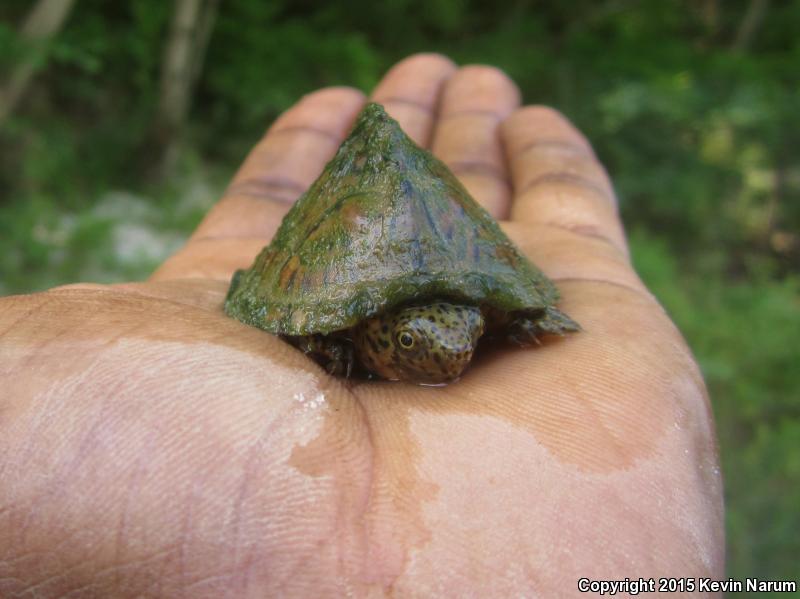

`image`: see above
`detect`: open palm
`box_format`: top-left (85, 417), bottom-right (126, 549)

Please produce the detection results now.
top-left (0, 54), bottom-right (723, 598)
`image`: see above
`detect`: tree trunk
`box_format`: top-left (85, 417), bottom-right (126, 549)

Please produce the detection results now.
top-left (731, 0), bottom-right (769, 52)
top-left (152, 0), bottom-right (220, 171)
top-left (0, 0), bottom-right (77, 125)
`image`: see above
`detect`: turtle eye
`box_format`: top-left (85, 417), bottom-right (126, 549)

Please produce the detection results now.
top-left (396, 331), bottom-right (415, 349)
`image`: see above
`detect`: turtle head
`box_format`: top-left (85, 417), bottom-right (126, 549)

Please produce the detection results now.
top-left (356, 302), bottom-right (485, 384)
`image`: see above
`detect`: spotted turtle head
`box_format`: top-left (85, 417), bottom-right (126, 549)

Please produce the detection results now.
top-left (355, 302), bottom-right (485, 384)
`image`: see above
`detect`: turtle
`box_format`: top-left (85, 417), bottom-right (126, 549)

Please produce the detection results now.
top-left (224, 102), bottom-right (580, 384)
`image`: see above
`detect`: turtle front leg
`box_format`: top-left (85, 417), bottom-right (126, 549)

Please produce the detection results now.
top-left (507, 306), bottom-right (581, 346)
top-left (288, 334), bottom-right (354, 378)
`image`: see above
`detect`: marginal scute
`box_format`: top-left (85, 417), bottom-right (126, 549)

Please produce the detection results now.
top-left (225, 102), bottom-right (565, 337)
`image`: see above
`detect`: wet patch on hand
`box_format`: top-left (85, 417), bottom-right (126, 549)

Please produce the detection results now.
top-left (289, 387), bottom-right (438, 591)
top-left (350, 282), bottom-right (712, 475)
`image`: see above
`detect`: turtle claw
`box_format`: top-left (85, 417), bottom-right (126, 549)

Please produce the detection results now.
top-left (537, 306), bottom-right (581, 335)
top-left (344, 347), bottom-right (354, 379)
top-left (289, 334), bottom-right (354, 378)
top-left (328, 344), bottom-right (354, 379)
top-left (508, 307), bottom-right (580, 346)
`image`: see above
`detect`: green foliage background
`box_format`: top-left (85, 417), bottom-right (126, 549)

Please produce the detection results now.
top-left (1, 0), bottom-right (798, 586)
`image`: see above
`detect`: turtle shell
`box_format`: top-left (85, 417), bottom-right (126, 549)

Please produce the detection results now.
top-left (225, 102), bottom-right (561, 336)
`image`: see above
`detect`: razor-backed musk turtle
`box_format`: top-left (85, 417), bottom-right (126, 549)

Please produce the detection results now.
top-left (224, 102), bottom-right (579, 384)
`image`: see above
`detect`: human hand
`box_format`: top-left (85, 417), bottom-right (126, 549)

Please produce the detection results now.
top-left (0, 54), bottom-right (723, 597)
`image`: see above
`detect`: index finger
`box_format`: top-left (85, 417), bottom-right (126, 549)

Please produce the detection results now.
top-left (151, 88), bottom-right (365, 281)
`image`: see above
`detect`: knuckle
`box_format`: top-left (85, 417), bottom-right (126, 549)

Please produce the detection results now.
top-left (521, 172), bottom-right (613, 205)
top-left (268, 124), bottom-right (341, 143)
top-left (449, 160), bottom-right (508, 183)
top-left (512, 179), bottom-right (627, 253)
top-left (504, 105), bottom-right (592, 150)
top-left (224, 176), bottom-right (303, 205)
top-left (518, 138), bottom-right (594, 161)
top-left (514, 145), bottom-right (612, 196)
top-left (517, 175), bottom-right (616, 210)
top-left (543, 221), bottom-right (627, 255)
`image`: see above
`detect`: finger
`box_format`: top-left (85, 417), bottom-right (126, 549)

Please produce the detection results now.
top-left (502, 106), bottom-right (628, 256)
top-left (371, 53), bottom-right (456, 147)
top-left (151, 87), bottom-right (365, 281)
top-left (431, 65), bottom-right (520, 219)
top-left (194, 87), bottom-right (365, 242)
